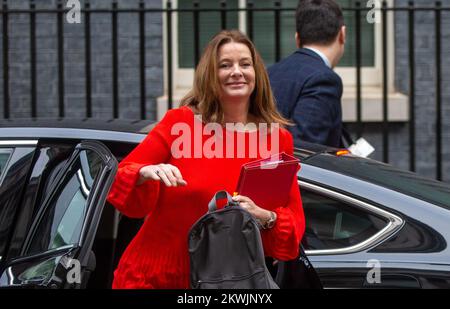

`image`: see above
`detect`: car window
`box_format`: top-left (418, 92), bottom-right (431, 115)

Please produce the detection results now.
top-left (0, 148), bottom-right (13, 183)
top-left (26, 149), bottom-right (103, 256)
top-left (1, 147), bottom-right (36, 262)
top-left (0, 148), bottom-right (14, 260)
top-left (301, 189), bottom-right (388, 251)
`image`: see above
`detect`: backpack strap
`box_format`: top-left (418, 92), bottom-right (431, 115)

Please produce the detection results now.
top-left (208, 190), bottom-right (233, 213)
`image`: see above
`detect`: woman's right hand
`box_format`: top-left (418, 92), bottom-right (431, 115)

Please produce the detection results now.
top-left (138, 164), bottom-right (188, 187)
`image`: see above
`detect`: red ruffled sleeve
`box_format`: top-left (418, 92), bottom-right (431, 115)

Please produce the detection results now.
top-left (107, 108), bottom-right (182, 218)
top-left (261, 130), bottom-right (305, 260)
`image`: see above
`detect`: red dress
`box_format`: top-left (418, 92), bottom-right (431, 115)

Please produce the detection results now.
top-left (107, 106), bottom-right (305, 289)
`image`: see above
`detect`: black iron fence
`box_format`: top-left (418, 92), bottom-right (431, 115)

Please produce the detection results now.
top-left (0, 0), bottom-right (449, 181)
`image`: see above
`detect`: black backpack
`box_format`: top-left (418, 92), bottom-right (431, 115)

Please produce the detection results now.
top-left (188, 190), bottom-right (279, 289)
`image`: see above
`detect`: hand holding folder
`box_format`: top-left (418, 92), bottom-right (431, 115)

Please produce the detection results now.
top-left (235, 152), bottom-right (300, 211)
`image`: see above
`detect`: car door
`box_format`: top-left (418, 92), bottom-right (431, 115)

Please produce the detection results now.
top-left (298, 181), bottom-right (404, 288)
top-left (0, 141), bottom-right (117, 288)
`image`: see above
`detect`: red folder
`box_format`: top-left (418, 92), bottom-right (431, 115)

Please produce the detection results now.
top-left (235, 152), bottom-right (300, 211)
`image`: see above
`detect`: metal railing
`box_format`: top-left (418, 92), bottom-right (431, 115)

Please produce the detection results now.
top-left (0, 0), bottom-right (449, 180)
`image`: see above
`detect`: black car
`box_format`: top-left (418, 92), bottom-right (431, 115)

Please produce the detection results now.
top-left (297, 146), bottom-right (450, 288)
top-left (0, 119), bottom-right (449, 289)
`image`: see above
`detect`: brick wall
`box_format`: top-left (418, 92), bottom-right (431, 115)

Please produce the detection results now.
top-left (394, 0), bottom-right (450, 180)
top-left (0, 0), bottom-right (163, 121)
top-left (346, 0), bottom-right (450, 182)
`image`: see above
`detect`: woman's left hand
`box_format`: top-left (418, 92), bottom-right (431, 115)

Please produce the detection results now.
top-left (232, 195), bottom-right (273, 225)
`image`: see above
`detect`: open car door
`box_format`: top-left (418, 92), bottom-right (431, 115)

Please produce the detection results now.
top-left (0, 141), bottom-right (117, 288)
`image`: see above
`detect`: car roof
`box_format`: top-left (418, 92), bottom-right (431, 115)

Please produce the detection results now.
top-left (0, 118), bottom-right (155, 144)
top-left (303, 151), bottom-right (450, 210)
top-left (0, 118), bottom-right (156, 134)
top-left (293, 141), bottom-right (340, 160)
top-left (0, 118), bottom-right (337, 158)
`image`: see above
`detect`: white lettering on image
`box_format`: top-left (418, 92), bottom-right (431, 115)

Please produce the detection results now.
top-left (66, 0), bottom-right (81, 24)
top-left (66, 258), bottom-right (81, 284)
top-left (170, 117), bottom-right (280, 160)
top-left (366, 259), bottom-right (381, 284)
top-left (366, 0), bottom-right (381, 24)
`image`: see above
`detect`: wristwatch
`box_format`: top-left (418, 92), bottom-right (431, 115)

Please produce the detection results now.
top-left (262, 211), bottom-right (277, 229)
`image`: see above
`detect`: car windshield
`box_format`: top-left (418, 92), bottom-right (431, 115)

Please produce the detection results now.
top-left (304, 153), bottom-right (450, 210)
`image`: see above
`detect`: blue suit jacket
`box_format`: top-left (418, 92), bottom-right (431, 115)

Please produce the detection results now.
top-left (268, 48), bottom-right (343, 148)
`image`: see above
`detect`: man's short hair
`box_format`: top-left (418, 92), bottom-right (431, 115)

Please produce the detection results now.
top-left (296, 0), bottom-right (344, 46)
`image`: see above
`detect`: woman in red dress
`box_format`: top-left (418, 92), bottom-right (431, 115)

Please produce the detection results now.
top-left (107, 30), bottom-right (305, 289)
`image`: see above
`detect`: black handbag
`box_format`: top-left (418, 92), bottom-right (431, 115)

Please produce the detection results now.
top-left (188, 190), bottom-right (279, 289)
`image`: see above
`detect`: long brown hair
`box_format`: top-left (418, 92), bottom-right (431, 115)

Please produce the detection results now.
top-left (180, 29), bottom-right (291, 127)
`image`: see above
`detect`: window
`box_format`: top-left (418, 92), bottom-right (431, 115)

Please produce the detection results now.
top-left (161, 0), bottom-right (403, 122)
top-left (0, 146), bottom-right (36, 263)
top-left (0, 148), bottom-right (13, 184)
top-left (0, 147), bottom-right (14, 261)
top-left (27, 150), bottom-right (103, 255)
top-left (300, 189), bottom-right (388, 251)
top-left (174, 0), bottom-right (377, 73)
top-left (249, 0), bottom-right (297, 65)
top-left (178, 0), bottom-right (239, 68)
top-left (249, 0), bottom-right (375, 67)
top-left (16, 257), bottom-right (59, 284)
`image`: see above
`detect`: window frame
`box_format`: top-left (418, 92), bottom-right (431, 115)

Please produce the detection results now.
top-left (162, 0), bottom-right (395, 95)
top-left (299, 180), bottom-right (403, 256)
top-left (25, 151), bottom-right (97, 256)
top-left (21, 142), bottom-right (115, 257)
top-left (0, 141), bottom-right (38, 265)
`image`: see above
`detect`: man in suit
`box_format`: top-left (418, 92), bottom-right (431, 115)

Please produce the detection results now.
top-left (268, 0), bottom-right (346, 147)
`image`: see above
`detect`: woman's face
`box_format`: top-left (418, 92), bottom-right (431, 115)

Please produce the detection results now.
top-left (217, 42), bottom-right (255, 106)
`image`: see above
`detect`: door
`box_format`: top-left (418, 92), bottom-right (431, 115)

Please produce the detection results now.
top-left (299, 181), bottom-right (403, 288)
top-left (0, 141), bottom-right (117, 288)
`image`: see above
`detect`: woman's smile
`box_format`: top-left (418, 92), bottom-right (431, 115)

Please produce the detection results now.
top-left (218, 42), bottom-right (255, 103)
